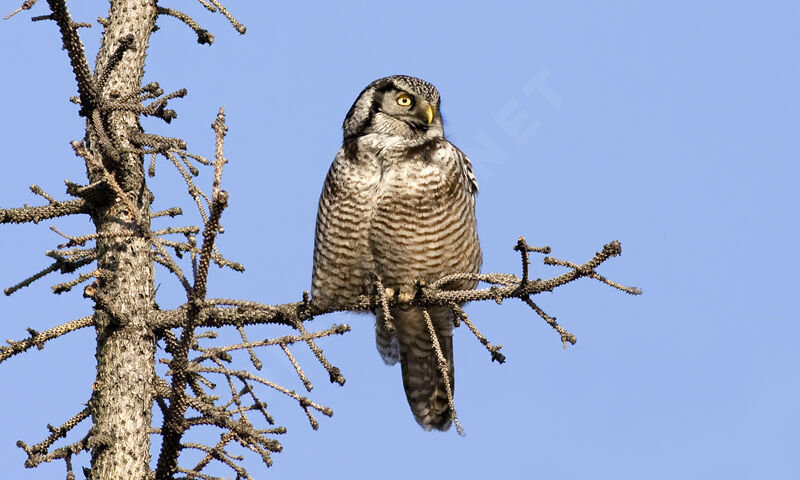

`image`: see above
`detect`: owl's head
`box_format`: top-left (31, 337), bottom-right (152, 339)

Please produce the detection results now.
top-left (343, 75), bottom-right (443, 141)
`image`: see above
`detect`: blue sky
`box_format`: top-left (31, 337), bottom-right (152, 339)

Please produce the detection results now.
top-left (1, 1), bottom-right (798, 478)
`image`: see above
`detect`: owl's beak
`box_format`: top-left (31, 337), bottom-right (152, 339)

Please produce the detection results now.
top-left (426, 105), bottom-right (434, 125)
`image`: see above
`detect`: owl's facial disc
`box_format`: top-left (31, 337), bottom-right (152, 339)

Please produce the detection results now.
top-left (382, 89), bottom-right (437, 132)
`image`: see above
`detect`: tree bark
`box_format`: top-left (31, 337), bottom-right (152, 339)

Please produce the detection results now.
top-left (87, 1), bottom-right (158, 478)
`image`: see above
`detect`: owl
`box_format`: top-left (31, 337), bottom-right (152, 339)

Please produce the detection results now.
top-left (311, 75), bottom-right (482, 431)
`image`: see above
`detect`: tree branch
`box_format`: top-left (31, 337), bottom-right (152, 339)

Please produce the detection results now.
top-left (204, 0), bottom-right (245, 34)
top-left (16, 406), bottom-right (91, 468)
top-left (4, 0), bottom-right (38, 21)
top-left (156, 108), bottom-right (232, 479)
top-left (44, 0), bottom-right (97, 110)
top-left (157, 5), bottom-right (214, 44)
top-left (0, 199), bottom-right (89, 224)
top-left (0, 316), bottom-right (94, 363)
top-left (151, 239), bottom-right (640, 334)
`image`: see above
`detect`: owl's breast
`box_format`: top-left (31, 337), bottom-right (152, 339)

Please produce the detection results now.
top-left (311, 142), bottom-right (383, 307)
top-left (367, 138), bottom-right (480, 292)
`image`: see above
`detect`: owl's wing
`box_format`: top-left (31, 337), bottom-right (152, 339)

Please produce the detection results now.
top-left (451, 143), bottom-right (479, 195)
top-left (311, 146), bottom-right (376, 308)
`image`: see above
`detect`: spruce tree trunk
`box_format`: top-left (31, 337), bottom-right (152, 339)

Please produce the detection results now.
top-left (87, 1), bottom-right (158, 477)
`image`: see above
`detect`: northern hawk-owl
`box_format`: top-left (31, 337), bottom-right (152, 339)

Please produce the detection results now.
top-left (311, 75), bottom-right (481, 431)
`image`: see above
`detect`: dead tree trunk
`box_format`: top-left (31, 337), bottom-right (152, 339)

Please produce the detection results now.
top-left (84, 1), bottom-right (158, 477)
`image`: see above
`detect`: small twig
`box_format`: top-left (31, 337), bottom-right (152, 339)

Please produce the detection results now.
top-left (292, 318), bottom-right (346, 386)
top-left (586, 270), bottom-right (643, 295)
top-left (166, 151), bottom-right (210, 224)
top-left (50, 225), bottom-right (132, 248)
top-left (130, 132), bottom-right (187, 152)
top-left (45, 247), bottom-right (96, 262)
top-left (421, 308), bottom-right (463, 436)
top-left (196, 0), bottom-right (216, 13)
top-left (17, 409), bottom-right (94, 469)
top-left (5, 257), bottom-right (94, 296)
top-left (151, 207), bottom-right (183, 219)
top-left (1, 316), bottom-right (94, 363)
top-left (206, 0), bottom-right (245, 33)
top-left (522, 298), bottom-right (577, 348)
top-left (281, 343), bottom-right (313, 392)
top-left (189, 432), bottom-right (236, 476)
top-left (193, 323), bottom-right (350, 363)
top-left (4, 0), bottom-right (38, 20)
top-left (235, 324), bottom-right (262, 370)
top-left (196, 366), bottom-right (332, 422)
top-left (151, 244), bottom-right (192, 294)
top-left (18, 407), bottom-right (90, 460)
top-left (154, 226), bottom-right (200, 237)
top-left (449, 302), bottom-right (505, 363)
top-left (157, 6), bottom-right (214, 44)
top-left (373, 276), bottom-right (394, 332)
top-left (5, 262), bottom-right (58, 296)
top-left (94, 33), bottom-right (134, 89)
top-left (181, 442), bottom-right (250, 479)
top-left (174, 107), bottom-right (234, 298)
top-left (52, 269), bottom-right (99, 294)
top-left (29, 184), bottom-right (55, 204)
top-left (181, 151), bottom-right (211, 166)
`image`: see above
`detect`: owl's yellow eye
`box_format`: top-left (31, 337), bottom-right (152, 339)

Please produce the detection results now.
top-left (397, 94), bottom-right (412, 107)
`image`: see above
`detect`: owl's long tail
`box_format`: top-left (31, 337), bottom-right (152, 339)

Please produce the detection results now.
top-left (376, 305), bottom-right (454, 431)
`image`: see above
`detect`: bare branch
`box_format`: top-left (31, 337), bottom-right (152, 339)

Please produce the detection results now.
top-left (29, 184), bottom-right (55, 204)
top-left (373, 277), bottom-right (395, 333)
top-left (543, 255), bottom-right (643, 295)
top-left (279, 343), bottom-right (313, 392)
top-left (152, 207), bottom-right (183, 218)
top-left (1, 316), bottom-right (94, 363)
top-left (421, 308), bottom-right (463, 436)
top-left (152, 238), bottom-right (193, 294)
top-left (449, 302), bottom-right (505, 363)
top-left (52, 269), bottom-right (99, 294)
top-left (44, 0), bottom-right (97, 110)
top-left (156, 108), bottom-right (232, 479)
top-left (165, 151), bottom-right (210, 225)
top-left (193, 323), bottom-right (350, 364)
top-left (188, 432), bottom-right (236, 477)
top-left (4, 0), bottom-right (38, 21)
top-left (234, 324), bottom-right (262, 370)
top-left (144, 236), bottom-right (637, 472)
top-left (154, 225), bottom-right (200, 237)
top-left (196, 0), bottom-right (216, 13)
top-left (152, 239), bottom-right (639, 334)
top-left (522, 298), bottom-right (577, 348)
top-left (196, 366), bottom-right (333, 425)
top-left (94, 33), bottom-right (134, 90)
top-left (181, 443), bottom-right (250, 479)
top-left (16, 406), bottom-right (90, 468)
top-left (418, 239), bottom-right (641, 306)
top-left (205, 0), bottom-right (245, 34)
top-left (5, 256), bottom-right (94, 296)
top-left (157, 6), bottom-right (214, 44)
top-left (193, 108), bottom-right (229, 301)
top-left (0, 199), bottom-right (88, 224)
top-left (292, 317), bottom-right (346, 386)
top-left (18, 428), bottom-right (96, 470)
